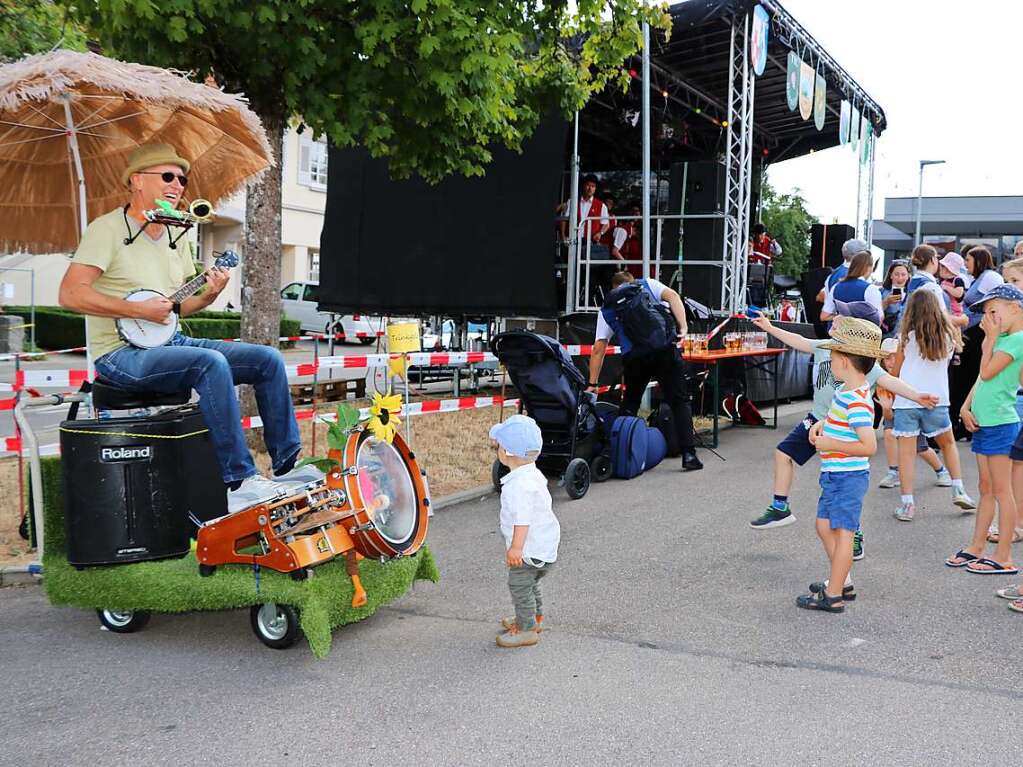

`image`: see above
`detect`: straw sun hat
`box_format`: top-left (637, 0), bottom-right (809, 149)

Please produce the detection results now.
top-left (818, 316), bottom-right (888, 359)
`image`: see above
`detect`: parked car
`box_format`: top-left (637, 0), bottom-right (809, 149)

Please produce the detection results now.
top-left (280, 282), bottom-right (382, 344)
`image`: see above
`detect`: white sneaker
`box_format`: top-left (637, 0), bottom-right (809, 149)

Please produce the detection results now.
top-left (879, 469), bottom-right (900, 488)
top-left (228, 474), bottom-right (291, 513)
top-left (952, 487), bottom-right (977, 511)
top-left (935, 469), bottom-right (953, 487)
top-left (274, 463), bottom-right (327, 490)
top-left (894, 501), bottom-right (915, 522)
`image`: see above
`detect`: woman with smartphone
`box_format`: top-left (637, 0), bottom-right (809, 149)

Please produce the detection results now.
top-left (881, 259), bottom-right (911, 339)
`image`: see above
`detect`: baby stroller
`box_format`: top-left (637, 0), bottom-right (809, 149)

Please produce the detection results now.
top-left (490, 330), bottom-right (611, 499)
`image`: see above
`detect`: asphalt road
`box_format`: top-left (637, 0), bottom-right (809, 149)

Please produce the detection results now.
top-left (2, 413), bottom-right (1022, 766)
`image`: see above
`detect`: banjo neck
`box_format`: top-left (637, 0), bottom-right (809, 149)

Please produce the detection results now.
top-left (169, 270), bottom-right (211, 304)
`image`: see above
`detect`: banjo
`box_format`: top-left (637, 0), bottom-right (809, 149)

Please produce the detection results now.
top-left (116, 250), bottom-right (239, 349)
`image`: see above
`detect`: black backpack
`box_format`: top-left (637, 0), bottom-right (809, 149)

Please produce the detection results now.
top-left (647, 402), bottom-right (681, 457)
top-left (604, 281), bottom-right (677, 356)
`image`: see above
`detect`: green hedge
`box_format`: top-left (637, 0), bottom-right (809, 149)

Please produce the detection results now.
top-left (34, 456), bottom-right (439, 658)
top-left (3, 306), bottom-right (300, 350)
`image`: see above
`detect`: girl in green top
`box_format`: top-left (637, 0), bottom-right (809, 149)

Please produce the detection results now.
top-left (946, 285), bottom-right (1023, 577)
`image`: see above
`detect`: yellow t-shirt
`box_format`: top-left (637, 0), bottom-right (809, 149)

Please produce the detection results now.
top-left (71, 208), bottom-right (196, 358)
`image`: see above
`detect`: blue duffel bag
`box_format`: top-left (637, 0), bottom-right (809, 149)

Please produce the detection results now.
top-left (644, 424), bottom-right (667, 471)
top-left (609, 415), bottom-right (649, 479)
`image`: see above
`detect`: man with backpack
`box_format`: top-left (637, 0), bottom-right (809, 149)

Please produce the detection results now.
top-left (587, 271), bottom-right (703, 471)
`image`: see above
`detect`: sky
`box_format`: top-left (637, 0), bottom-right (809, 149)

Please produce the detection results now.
top-left (765, 0), bottom-right (1023, 229)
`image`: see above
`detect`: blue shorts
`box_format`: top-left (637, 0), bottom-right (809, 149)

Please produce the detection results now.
top-left (817, 470), bottom-right (869, 531)
top-left (882, 417), bottom-right (928, 453)
top-left (972, 422), bottom-right (1022, 456)
top-left (776, 414), bottom-right (818, 466)
top-left (892, 406), bottom-right (951, 438)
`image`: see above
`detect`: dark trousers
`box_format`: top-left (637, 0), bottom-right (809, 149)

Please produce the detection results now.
top-left (621, 346), bottom-right (696, 450)
top-left (949, 325), bottom-right (983, 437)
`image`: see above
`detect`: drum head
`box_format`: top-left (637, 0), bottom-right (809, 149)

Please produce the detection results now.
top-left (356, 436), bottom-right (418, 546)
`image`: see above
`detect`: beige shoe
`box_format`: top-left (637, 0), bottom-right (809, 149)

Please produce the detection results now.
top-left (496, 626), bottom-right (539, 648)
top-left (500, 615), bottom-right (544, 633)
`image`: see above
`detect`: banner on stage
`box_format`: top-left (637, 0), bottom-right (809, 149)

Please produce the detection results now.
top-left (850, 103), bottom-right (860, 151)
top-left (751, 5), bottom-right (769, 76)
top-left (813, 73), bottom-right (826, 131)
top-left (860, 119), bottom-right (872, 165)
top-left (786, 51), bottom-right (800, 111)
top-left (798, 60), bottom-right (814, 120)
top-left (839, 100), bottom-right (850, 144)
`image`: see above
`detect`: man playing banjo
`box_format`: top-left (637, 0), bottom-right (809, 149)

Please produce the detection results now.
top-left (59, 143), bottom-right (303, 512)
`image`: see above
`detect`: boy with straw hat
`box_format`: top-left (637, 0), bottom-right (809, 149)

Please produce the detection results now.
top-left (798, 317), bottom-right (886, 613)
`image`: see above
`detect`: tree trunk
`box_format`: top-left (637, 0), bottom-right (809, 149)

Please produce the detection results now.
top-left (240, 108), bottom-right (286, 452)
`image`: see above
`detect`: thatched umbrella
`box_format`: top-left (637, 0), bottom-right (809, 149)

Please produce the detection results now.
top-left (0, 49), bottom-right (272, 254)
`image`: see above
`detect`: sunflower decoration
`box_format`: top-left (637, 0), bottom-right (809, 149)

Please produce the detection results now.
top-left (367, 391), bottom-right (403, 443)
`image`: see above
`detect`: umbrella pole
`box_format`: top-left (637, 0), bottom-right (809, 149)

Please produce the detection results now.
top-left (60, 94), bottom-right (88, 238)
top-left (61, 94), bottom-right (95, 405)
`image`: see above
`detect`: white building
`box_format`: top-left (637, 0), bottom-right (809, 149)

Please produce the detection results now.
top-left (0, 126), bottom-right (330, 311)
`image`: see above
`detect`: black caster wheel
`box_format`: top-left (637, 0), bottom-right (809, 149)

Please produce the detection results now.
top-left (250, 603), bottom-right (302, 650)
top-left (492, 458), bottom-right (510, 493)
top-left (563, 457), bottom-right (591, 500)
top-left (591, 454), bottom-right (612, 483)
top-left (290, 568), bottom-right (310, 581)
top-left (96, 609), bottom-right (151, 633)
top-left (198, 564), bottom-right (216, 577)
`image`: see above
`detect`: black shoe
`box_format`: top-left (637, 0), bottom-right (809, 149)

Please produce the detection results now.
top-left (682, 450), bottom-right (703, 471)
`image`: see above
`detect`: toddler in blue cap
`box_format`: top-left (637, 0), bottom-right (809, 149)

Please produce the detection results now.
top-left (489, 414), bottom-right (560, 648)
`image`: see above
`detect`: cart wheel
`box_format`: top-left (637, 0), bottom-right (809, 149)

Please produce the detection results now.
top-left (564, 458), bottom-right (591, 500)
top-left (492, 459), bottom-right (510, 493)
top-left (198, 564), bottom-right (216, 578)
top-left (96, 609), bottom-right (151, 634)
top-left (250, 603), bottom-right (302, 650)
top-left (290, 568), bottom-right (310, 581)
top-left (591, 455), bottom-right (612, 483)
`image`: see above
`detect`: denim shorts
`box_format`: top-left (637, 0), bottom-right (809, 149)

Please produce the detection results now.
top-left (817, 470), bottom-right (869, 531)
top-left (972, 422), bottom-right (1022, 456)
top-left (776, 414), bottom-right (818, 466)
top-left (882, 417), bottom-right (928, 453)
top-left (892, 406), bottom-right (952, 438)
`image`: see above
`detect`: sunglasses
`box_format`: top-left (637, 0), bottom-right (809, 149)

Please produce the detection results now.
top-left (136, 171), bottom-right (188, 187)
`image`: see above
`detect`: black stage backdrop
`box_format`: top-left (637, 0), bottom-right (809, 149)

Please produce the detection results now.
top-left (318, 120), bottom-right (568, 317)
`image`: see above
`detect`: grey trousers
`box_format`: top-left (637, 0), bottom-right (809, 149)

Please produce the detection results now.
top-left (508, 560), bottom-right (554, 631)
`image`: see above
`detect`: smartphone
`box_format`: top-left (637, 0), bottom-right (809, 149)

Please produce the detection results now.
top-left (891, 287), bottom-right (903, 298)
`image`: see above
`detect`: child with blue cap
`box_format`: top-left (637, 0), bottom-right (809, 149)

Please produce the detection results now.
top-left (489, 414), bottom-right (560, 648)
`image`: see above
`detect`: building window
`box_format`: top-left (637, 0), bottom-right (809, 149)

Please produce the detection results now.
top-left (308, 249), bottom-right (320, 282)
top-left (298, 133), bottom-right (328, 189)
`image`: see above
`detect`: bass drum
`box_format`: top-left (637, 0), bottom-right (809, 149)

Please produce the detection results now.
top-left (327, 429), bottom-right (429, 560)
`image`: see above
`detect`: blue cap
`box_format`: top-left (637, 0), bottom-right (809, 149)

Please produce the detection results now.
top-left (835, 299), bottom-right (882, 326)
top-left (489, 415), bottom-right (543, 458)
top-left (971, 283), bottom-right (1023, 310)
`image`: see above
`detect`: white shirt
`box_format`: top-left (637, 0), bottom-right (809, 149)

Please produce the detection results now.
top-left (612, 225), bottom-right (629, 251)
top-left (499, 463), bottom-right (560, 563)
top-left (822, 277), bottom-right (883, 317)
top-left (893, 330), bottom-right (953, 409)
top-left (972, 269), bottom-right (1004, 295)
top-left (595, 278), bottom-right (671, 341)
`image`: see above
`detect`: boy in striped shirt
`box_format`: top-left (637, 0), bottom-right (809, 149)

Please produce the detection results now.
top-left (800, 318), bottom-right (886, 613)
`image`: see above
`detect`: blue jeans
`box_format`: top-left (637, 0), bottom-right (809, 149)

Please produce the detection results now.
top-left (94, 334), bottom-right (301, 483)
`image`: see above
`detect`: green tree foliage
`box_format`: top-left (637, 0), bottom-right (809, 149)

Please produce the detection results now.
top-left (0, 0), bottom-right (87, 62)
top-left (760, 179), bottom-right (816, 277)
top-left (67, 0), bottom-right (668, 179)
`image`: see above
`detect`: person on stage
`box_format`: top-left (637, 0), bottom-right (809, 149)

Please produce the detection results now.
top-left (748, 223), bottom-right (781, 266)
top-left (58, 144), bottom-right (303, 513)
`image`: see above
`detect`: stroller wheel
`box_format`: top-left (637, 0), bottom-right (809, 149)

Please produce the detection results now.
top-left (563, 458), bottom-right (591, 500)
top-left (591, 455), bottom-right (612, 483)
top-left (492, 459), bottom-right (510, 493)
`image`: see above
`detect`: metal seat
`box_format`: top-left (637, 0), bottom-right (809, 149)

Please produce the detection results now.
top-left (90, 377), bottom-right (191, 410)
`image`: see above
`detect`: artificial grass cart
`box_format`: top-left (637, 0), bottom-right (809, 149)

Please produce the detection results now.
top-left (37, 457), bottom-right (439, 658)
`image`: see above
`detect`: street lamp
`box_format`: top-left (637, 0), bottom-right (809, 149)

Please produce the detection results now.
top-left (915, 159), bottom-right (945, 246)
